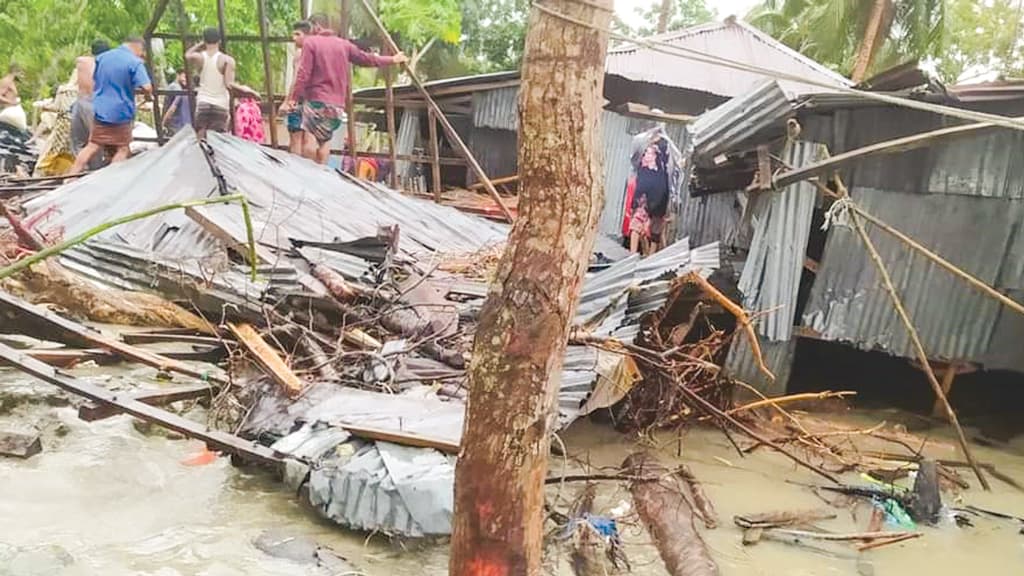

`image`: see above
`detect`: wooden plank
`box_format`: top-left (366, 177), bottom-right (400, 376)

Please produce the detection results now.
top-left (0, 291), bottom-right (230, 387)
top-left (772, 121), bottom-right (1000, 190)
top-left (121, 332), bottom-right (227, 347)
top-left (23, 349), bottom-right (117, 367)
top-left (428, 107), bottom-right (442, 202)
top-left (228, 323), bottom-right (305, 397)
top-left (78, 384), bottom-right (214, 422)
top-left (0, 342), bottom-right (284, 467)
top-left (468, 174), bottom-right (519, 190)
top-left (337, 422), bottom-right (459, 454)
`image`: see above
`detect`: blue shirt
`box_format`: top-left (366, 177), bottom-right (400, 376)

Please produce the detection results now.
top-left (93, 46), bottom-right (151, 125)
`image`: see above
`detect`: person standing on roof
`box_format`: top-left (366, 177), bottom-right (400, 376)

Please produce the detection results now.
top-left (160, 69), bottom-right (193, 136)
top-left (282, 13), bottom-right (407, 165)
top-left (186, 27), bottom-right (260, 139)
top-left (68, 37), bottom-right (152, 174)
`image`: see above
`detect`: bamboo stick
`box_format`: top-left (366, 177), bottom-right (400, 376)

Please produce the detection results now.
top-left (849, 210), bottom-right (989, 491)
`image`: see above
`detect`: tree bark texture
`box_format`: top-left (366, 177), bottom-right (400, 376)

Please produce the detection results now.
top-left (448, 1), bottom-right (613, 575)
top-left (851, 0), bottom-right (894, 83)
top-left (657, 0), bottom-right (674, 33)
top-left (624, 453), bottom-right (719, 576)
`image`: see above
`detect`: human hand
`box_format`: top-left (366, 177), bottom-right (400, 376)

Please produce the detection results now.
top-left (392, 53), bottom-right (409, 66)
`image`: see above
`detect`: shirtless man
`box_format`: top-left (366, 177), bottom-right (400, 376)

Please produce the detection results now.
top-left (185, 27), bottom-right (260, 139)
top-left (70, 40), bottom-right (110, 166)
top-left (0, 64), bottom-right (22, 108)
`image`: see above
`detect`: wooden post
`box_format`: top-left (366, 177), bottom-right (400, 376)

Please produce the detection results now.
top-left (428, 108), bottom-right (442, 202)
top-left (144, 0), bottom-right (172, 144)
top-left (355, 0), bottom-right (514, 222)
top-left (174, 0), bottom-right (196, 119)
top-left (339, 0), bottom-right (351, 37)
top-left (257, 0), bottom-right (279, 147)
top-left (384, 48), bottom-right (398, 189)
top-left (932, 364), bottom-right (959, 420)
top-left (216, 0), bottom-right (228, 52)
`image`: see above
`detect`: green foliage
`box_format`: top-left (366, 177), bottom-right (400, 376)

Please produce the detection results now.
top-left (621, 0), bottom-right (718, 37)
top-left (935, 0), bottom-right (1023, 81)
top-left (747, 0), bottom-right (951, 79)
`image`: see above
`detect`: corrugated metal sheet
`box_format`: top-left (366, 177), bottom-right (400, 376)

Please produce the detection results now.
top-left (690, 80), bottom-right (794, 162)
top-left (738, 141), bottom-right (827, 341)
top-left (394, 109), bottom-right (420, 181)
top-left (802, 188), bottom-right (1024, 368)
top-left (606, 19), bottom-right (851, 99)
top-left (467, 127), bottom-right (518, 186)
top-left (677, 191), bottom-right (747, 249)
top-left (472, 86), bottom-right (519, 131)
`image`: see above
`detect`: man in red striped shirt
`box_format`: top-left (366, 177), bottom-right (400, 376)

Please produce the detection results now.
top-left (283, 14), bottom-right (406, 165)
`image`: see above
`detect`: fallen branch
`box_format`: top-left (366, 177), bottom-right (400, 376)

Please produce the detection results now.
top-left (855, 532), bottom-right (922, 551)
top-left (728, 391), bottom-right (856, 415)
top-left (764, 529), bottom-right (917, 542)
top-left (684, 272), bottom-right (774, 381)
top-left (544, 473), bottom-right (659, 485)
top-left (679, 465), bottom-right (718, 529)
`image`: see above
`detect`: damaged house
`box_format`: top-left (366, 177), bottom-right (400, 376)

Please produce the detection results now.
top-left (683, 74), bottom-right (1024, 405)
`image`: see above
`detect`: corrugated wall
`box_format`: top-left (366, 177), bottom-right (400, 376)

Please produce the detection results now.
top-left (394, 110), bottom-right (420, 181)
top-left (802, 188), bottom-right (1024, 370)
top-left (467, 127), bottom-right (518, 186)
top-left (472, 87), bottom-right (519, 131)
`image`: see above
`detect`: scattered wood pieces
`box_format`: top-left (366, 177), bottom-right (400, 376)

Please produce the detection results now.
top-left (735, 509), bottom-right (838, 530)
top-left (228, 323), bottom-right (305, 397)
top-left (77, 384), bottom-right (214, 422)
top-left (335, 422), bottom-right (459, 454)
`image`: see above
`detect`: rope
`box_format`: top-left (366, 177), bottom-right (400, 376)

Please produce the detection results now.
top-left (532, 3), bottom-right (1024, 134)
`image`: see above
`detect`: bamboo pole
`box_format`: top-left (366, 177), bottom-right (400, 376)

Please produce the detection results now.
top-left (257, 0), bottom-right (279, 148)
top-left (0, 195), bottom-right (258, 282)
top-left (849, 210), bottom-right (989, 490)
top-left (354, 0), bottom-right (514, 222)
top-left (174, 0), bottom-right (196, 119)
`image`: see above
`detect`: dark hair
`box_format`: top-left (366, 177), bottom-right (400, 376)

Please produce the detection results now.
top-left (309, 13), bottom-right (329, 28)
top-left (91, 39), bottom-right (110, 57)
top-left (124, 35), bottom-right (144, 45)
top-left (292, 20), bottom-right (312, 33)
top-left (202, 27), bottom-right (221, 44)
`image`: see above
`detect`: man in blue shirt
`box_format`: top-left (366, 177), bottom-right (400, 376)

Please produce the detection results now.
top-left (69, 36), bottom-right (152, 173)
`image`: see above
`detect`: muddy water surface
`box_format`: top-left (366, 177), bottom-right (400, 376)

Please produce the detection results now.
top-left (2, 363), bottom-right (1023, 575)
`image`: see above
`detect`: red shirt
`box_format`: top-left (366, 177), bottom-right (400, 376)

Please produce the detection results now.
top-left (290, 32), bottom-right (395, 107)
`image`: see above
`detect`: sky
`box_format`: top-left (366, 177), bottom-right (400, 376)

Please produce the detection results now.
top-left (615, 0), bottom-right (762, 27)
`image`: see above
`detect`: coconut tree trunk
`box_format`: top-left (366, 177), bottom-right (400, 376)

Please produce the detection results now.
top-left (448, 1), bottom-right (614, 574)
top-left (657, 0), bottom-right (674, 33)
top-left (851, 0), bottom-right (894, 83)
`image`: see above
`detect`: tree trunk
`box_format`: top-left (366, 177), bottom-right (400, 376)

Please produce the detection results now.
top-left (448, 1), bottom-right (613, 574)
top-left (657, 0), bottom-right (674, 33)
top-left (851, 0), bottom-right (894, 83)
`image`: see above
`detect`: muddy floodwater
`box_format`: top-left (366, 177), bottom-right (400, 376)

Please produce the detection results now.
top-left (2, 362), bottom-right (1024, 575)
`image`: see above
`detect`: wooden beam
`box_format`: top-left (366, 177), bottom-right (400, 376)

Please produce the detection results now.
top-left (468, 174), bottom-right (518, 190)
top-left (772, 121), bottom-right (1002, 190)
top-left (0, 342), bottom-right (284, 467)
top-left (144, 0), bottom-right (172, 37)
top-left (121, 332), bottom-right (227, 347)
top-left (384, 47), bottom-right (398, 189)
top-left (0, 291), bottom-right (230, 387)
top-left (150, 32), bottom-right (293, 43)
top-left (21, 349), bottom-right (116, 367)
top-left (78, 384), bottom-right (214, 422)
top-left (428, 108), bottom-right (442, 202)
top-left (185, 206), bottom-right (276, 263)
top-left (228, 323), bottom-right (305, 397)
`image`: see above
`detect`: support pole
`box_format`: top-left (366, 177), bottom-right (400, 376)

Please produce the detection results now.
top-left (145, 0), bottom-right (172, 144)
top-left (174, 0), bottom-right (196, 119)
top-left (355, 0), bottom-right (514, 222)
top-left (849, 210), bottom-right (989, 490)
top-left (216, 0), bottom-right (228, 52)
top-left (428, 108), bottom-right (442, 202)
top-left (257, 0), bottom-right (279, 148)
top-left (385, 47), bottom-right (398, 189)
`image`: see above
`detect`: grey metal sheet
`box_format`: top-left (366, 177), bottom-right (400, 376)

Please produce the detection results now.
top-left (472, 86), bottom-right (519, 131)
top-left (394, 109), bottom-right (420, 181)
top-left (690, 80), bottom-right (794, 162)
top-left (606, 19), bottom-right (850, 99)
top-left (738, 141), bottom-right (826, 341)
top-left (467, 127), bottom-right (517, 186)
top-left (802, 188), bottom-right (1024, 366)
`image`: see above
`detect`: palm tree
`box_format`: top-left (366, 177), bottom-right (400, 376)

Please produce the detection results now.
top-left (748, 0), bottom-right (945, 82)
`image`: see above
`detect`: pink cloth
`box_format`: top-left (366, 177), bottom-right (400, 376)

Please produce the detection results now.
top-left (233, 98), bottom-right (264, 143)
